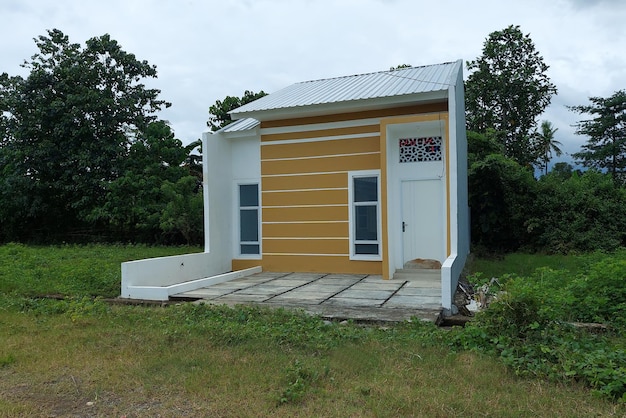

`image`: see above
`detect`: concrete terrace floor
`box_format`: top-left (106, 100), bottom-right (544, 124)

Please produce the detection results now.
top-left (172, 271), bottom-right (443, 323)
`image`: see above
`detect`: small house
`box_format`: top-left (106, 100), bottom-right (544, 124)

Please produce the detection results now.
top-left (121, 61), bottom-right (469, 313)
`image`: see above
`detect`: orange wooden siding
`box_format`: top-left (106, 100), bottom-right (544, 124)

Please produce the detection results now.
top-left (263, 238), bottom-right (348, 255)
top-left (261, 136), bottom-right (380, 160)
top-left (262, 189), bottom-right (347, 207)
top-left (263, 205), bottom-right (348, 223)
top-left (262, 153), bottom-right (379, 176)
top-left (263, 222), bottom-right (348, 238)
top-left (262, 173), bottom-right (347, 191)
top-left (260, 255), bottom-right (382, 274)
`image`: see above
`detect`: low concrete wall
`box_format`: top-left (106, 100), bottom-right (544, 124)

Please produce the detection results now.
top-left (441, 251), bottom-right (468, 313)
top-left (121, 252), bottom-right (257, 301)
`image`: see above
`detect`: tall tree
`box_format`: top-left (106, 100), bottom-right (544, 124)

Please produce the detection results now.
top-left (0, 29), bottom-right (169, 241)
top-left (465, 25), bottom-right (557, 167)
top-left (536, 120), bottom-right (563, 175)
top-left (92, 120), bottom-right (199, 242)
top-left (571, 90), bottom-right (626, 183)
top-left (207, 90), bottom-right (267, 132)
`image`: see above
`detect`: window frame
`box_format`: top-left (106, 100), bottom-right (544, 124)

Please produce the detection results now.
top-left (237, 182), bottom-right (261, 258)
top-left (348, 170), bottom-right (382, 261)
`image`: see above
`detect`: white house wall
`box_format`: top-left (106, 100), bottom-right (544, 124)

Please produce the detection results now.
top-left (441, 63), bottom-right (470, 312)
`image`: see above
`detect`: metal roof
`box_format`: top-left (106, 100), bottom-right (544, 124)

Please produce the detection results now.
top-left (230, 60), bottom-right (461, 119)
top-left (217, 117), bottom-right (260, 133)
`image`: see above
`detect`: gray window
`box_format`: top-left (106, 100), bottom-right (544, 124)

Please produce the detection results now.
top-left (239, 184), bottom-right (259, 255)
top-left (353, 176), bottom-right (379, 256)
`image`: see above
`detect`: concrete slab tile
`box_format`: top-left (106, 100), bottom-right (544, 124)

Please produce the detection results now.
top-left (335, 289), bottom-right (395, 300)
top-left (315, 277), bottom-right (362, 286)
top-left (230, 277), bottom-right (275, 284)
top-left (395, 286), bottom-right (440, 295)
top-left (350, 282), bottom-right (404, 291)
top-left (268, 295), bottom-right (326, 305)
top-left (264, 279), bottom-right (316, 287)
top-left (269, 290), bottom-right (329, 300)
top-left (249, 272), bottom-right (292, 279)
top-left (298, 283), bottom-right (348, 293)
top-left (402, 280), bottom-right (441, 289)
top-left (361, 275), bottom-right (384, 281)
top-left (216, 294), bottom-right (271, 303)
top-left (324, 297), bottom-right (383, 307)
top-left (282, 273), bottom-right (327, 280)
top-left (179, 288), bottom-right (234, 297)
top-left (236, 285), bottom-right (293, 295)
top-left (383, 295), bottom-right (440, 309)
top-left (323, 274), bottom-right (367, 280)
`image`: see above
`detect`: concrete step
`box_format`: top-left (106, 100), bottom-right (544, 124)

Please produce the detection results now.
top-left (393, 269), bottom-right (441, 287)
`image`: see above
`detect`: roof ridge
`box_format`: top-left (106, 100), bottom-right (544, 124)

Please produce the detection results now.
top-left (296, 61), bottom-right (458, 85)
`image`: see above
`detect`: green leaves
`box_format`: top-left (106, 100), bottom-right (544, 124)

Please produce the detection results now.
top-left (0, 29), bottom-right (203, 244)
top-left (465, 25), bottom-right (557, 168)
top-left (457, 252), bottom-right (626, 400)
top-left (571, 90), bottom-right (626, 183)
top-left (207, 90), bottom-right (267, 131)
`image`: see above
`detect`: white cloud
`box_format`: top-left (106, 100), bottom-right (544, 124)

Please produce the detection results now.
top-left (1, 0), bottom-right (625, 152)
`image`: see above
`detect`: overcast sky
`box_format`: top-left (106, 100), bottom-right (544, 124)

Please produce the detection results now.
top-left (2, 0), bottom-right (625, 165)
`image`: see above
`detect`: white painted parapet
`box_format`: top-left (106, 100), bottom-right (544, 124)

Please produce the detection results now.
top-left (121, 251), bottom-right (260, 301)
top-left (441, 251), bottom-right (468, 314)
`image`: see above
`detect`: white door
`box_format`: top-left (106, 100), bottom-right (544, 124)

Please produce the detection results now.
top-left (401, 179), bottom-right (444, 265)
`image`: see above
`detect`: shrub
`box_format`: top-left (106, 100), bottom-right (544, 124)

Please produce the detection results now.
top-left (455, 251), bottom-right (626, 401)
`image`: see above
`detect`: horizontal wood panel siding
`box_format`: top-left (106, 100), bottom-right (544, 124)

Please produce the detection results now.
top-left (262, 189), bottom-right (348, 207)
top-left (261, 136), bottom-right (380, 160)
top-left (231, 259), bottom-right (262, 271)
top-left (261, 255), bottom-right (382, 275)
top-left (262, 153), bottom-right (379, 176)
top-left (263, 206), bottom-right (347, 222)
top-left (262, 173), bottom-right (347, 191)
top-left (257, 112), bottom-right (389, 274)
top-left (261, 102), bottom-right (447, 129)
top-left (261, 124), bottom-right (379, 142)
top-left (263, 222), bottom-right (348, 238)
top-left (263, 238), bottom-right (347, 255)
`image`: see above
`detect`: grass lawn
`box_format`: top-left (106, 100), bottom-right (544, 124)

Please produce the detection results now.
top-left (466, 251), bottom-right (595, 278)
top-left (1, 244), bottom-right (624, 417)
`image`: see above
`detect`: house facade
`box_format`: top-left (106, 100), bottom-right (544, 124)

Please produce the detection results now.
top-left (121, 60), bottom-right (469, 312)
top-left (202, 61), bottom-right (469, 310)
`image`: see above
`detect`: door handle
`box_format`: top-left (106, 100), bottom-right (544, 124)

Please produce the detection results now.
top-left (402, 221), bottom-right (407, 232)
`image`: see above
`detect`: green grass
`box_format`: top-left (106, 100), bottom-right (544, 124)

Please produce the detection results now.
top-left (0, 244), bottom-right (625, 416)
top-left (0, 243), bottom-right (201, 298)
top-left (0, 302), bottom-right (621, 417)
top-left (467, 251), bottom-right (594, 278)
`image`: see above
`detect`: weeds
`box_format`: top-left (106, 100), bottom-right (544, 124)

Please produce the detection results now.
top-left (277, 359), bottom-right (329, 405)
top-left (0, 353), bottom-right (15, 368)
top-left (1, 244), bottom-right (625, 414)
top-left (456, 249), bottom-right (626, 401)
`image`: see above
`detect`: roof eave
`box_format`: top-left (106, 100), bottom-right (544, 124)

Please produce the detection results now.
top-left (230, 90), bottom-right (449, 122)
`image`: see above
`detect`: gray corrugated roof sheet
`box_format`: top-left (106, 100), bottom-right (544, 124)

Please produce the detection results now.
top-left (231, 61), bottom-right (460, 117)
top-left (218, 117), bottom-right (260, 133)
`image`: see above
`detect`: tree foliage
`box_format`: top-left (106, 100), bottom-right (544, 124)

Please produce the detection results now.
top-left (207, 90), bottom-right (267, 132)
top-left (571, 90), bottom-right (626, 183)
top-left (467, 131), bottom-right (625, 254)
top-left (0, 29), bottom-right (201, 244)
top-left (465, 25), bottom-right (557, 167)
top-left (468, 149), bottom-right (536, 252)
top-left (91, 121), bottom-right (201, 243)
top-left (528, 170), bottom-right (626, 253)
top-left (535, 120), bottom-right (562, 175)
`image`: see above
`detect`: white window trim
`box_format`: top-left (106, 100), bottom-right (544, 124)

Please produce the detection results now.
top-left (348, 170), bottom-right (382, 261)
top-left (236, 180), bottom-right (262, 259)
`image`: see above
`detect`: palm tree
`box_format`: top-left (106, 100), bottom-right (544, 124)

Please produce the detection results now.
top-left (537, 120), bottom-right (563, 175)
